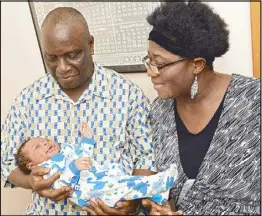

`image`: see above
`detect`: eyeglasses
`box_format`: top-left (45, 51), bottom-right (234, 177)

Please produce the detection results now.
top-left (142, 56), bottom-right (186, 75)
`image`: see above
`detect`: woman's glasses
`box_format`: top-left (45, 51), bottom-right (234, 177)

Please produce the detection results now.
top-left (142, 56), bottom-right (186, 75)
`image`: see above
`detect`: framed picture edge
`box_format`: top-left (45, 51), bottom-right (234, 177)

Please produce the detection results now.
top-left (27, 2), bottom-right (147, 74)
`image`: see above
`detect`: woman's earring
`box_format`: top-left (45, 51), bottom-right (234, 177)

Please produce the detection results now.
top-left (190, 75), bottom-right (198, 99)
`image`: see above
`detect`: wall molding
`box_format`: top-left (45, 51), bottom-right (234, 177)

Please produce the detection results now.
top-left (250, 1), bottom-right (260, 78)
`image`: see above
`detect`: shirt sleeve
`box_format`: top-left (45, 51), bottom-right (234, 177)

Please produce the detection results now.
top-left (58, 145), bottom-right (81, 187)
top-left (59, 160), bottom-right (81, 186)
top-left (39, 151), bottom-right (81, 190)
top-left (1, 101), bottom-right (28, 188)
top-left (78, 137), bottom-right (95, 158)
top-left (126, 85), bottom-right (157, 172)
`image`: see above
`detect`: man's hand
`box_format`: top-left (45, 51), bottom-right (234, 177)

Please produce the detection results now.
top-left (29, 166), bottom-right (73, 201)
top-left (142, 199), bottom-right (183, 215)
top-left (83, 198), bottom-right (137, 215)
top-left (74, 157), bottom-right (92, 171)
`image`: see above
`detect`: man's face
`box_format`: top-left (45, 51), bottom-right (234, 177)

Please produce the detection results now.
top-left (41, 23), bottom-right (94, 90)
top-left (22, 137), bottom-right (60, 167)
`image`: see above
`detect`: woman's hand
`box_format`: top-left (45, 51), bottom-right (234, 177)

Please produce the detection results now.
top-left (29, 166), bottom-right (73, 201)
top-left (142, 199), bottom-right (183, 215)
top-left (83, 198), bottom-right (137, 215)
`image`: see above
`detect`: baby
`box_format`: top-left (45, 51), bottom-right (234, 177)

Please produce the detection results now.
top-left (16, 123), bottom-right (177, 207)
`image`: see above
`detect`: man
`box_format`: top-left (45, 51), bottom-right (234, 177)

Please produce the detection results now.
top-left (1, 7), bottom-right (156, 215)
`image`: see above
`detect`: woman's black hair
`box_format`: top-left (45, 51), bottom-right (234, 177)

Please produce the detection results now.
top-left (147, 0), bottom-right (230, 70)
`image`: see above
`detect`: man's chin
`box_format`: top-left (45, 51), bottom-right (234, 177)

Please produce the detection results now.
top-left (59, 81), bottom-right (80, 90)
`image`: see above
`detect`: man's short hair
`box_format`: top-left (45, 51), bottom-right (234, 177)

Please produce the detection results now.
top-left (41, 7), bottom-right (89, 32)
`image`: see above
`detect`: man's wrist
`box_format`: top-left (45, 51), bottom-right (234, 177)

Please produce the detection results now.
top-left (7, 168), bottom-right (32, 189)
top-left (26, 174), bottom-right (33, 189)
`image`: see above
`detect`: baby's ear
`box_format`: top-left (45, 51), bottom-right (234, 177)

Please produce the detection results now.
top-left (26, 162), bottom-right (36, 170)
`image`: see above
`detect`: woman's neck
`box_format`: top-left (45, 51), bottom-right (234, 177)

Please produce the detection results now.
top-left (176, 70), bottom-right (229, 106)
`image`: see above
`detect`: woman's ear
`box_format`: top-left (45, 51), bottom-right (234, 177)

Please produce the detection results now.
top-left (192, 57), bottom-right (206, 75)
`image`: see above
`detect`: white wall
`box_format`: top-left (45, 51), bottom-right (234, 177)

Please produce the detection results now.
top-left (1, 2), bottom-right (46, 118)
top-left (207, 2), bottom-right (253, 77)
top-left (1, 2), bottom-right (253, 215)
top-left (1, 2), bottom-right (46, 215)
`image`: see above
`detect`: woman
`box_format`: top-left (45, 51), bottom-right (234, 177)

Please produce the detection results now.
top-left (142, 1), bottom-right (260, 215)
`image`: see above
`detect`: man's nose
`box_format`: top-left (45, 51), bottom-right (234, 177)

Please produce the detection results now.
top-left (56, 58), bottom-right (70, 74)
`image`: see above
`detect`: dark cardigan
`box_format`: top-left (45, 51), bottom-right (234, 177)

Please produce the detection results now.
top-left (150, 74), bottom-right (260, 215)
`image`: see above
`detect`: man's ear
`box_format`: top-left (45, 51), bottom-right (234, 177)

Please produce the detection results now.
top-left (88, 35), bottom-right (94, 55)
top-left (192, 57), bottom-right (206, 75)
top-left (26, 162), bottom-right (36, 170)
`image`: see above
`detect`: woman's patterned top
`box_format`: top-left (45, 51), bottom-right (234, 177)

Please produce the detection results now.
top-left (150, 74), bottom-right (260, 215)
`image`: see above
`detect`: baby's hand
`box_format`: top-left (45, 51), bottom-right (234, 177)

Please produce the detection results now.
top-left (81, 122), bottom-right (93, 138)
top-left (74, 157), bottom-right (92, 171)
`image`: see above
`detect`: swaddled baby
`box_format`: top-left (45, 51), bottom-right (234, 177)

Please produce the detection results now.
top-left (16, 122), bottom-right (177, 207)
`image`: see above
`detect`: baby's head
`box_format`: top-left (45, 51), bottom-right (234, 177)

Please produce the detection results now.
top-left (15, 137), bottom-right (60, 174)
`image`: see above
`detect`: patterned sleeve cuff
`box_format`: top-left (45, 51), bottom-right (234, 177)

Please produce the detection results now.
top-left (69, 161), bottom-right (81, 175)
top-left (1, 164), bottom-right (18, 188)
top-left (134, 156), bottom-right (157, 173)
top-left (81, 137), bottom-right (95, 145)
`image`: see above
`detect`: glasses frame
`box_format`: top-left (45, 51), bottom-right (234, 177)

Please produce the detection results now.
top-left (142, 56), bottom-right (186, 74)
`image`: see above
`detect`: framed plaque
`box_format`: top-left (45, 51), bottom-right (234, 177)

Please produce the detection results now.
top-left (29, 2), bottom-right (160, 73)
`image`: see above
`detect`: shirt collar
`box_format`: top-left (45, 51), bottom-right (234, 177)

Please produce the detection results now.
top-left (36, 62), bottom-right (111, 101)
top-left (81, 62), bottom-right (111, 100)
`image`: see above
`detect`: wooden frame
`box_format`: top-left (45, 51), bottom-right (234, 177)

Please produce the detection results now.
top-left (27, 2), bottom-right (162, 73)
top-left (250, 1), bottom-right (261, 78)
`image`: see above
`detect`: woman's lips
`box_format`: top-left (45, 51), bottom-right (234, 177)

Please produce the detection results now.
top-left (153, 83), bottom-right (164, 90)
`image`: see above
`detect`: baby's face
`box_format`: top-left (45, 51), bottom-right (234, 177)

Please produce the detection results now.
top-left (23, 137), bottom-right (60, 166)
